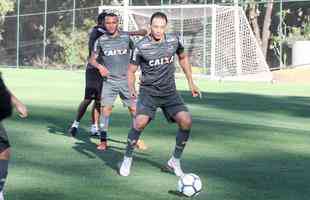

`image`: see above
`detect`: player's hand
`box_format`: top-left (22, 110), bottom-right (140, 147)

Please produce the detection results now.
top-left (140, 29), bottom-right (148, 36)
top-left (15, 102), bottom-right (28, 118)
top-left (130, 96), bottom-right (137, 114)
top-left (129, 89), bottom-right (138, 99)
top-left (99, 66), bottom-right (109, 77)
top-left (190, 84), bottom-right (202, 98)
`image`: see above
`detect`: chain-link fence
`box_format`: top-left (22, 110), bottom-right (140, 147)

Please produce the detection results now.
top-left (0, 0), bottom-right (309, 71)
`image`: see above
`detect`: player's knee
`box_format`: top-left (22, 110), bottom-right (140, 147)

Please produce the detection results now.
top-left (83, 99), bottom-right (92, 106)
top-left (94, 100), bottom-right (101, 109)
top-left (134, 118), bottom-right (149, 131)
top-left (0, 148), bottom-right (10, 160)
top-left (103, 106), bottom-right (113, 115)
top-left (179, 115), bottom-right (192, 130)
top-left (129, 106), bottom-right (136, 115)
top-left (134, 121), bottom-right (147, 131)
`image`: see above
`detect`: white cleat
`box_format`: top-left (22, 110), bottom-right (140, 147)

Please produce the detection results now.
top-left (119, 156), bottom-right (133, 176)
top-left (167, 157), bottom-right (184, 177)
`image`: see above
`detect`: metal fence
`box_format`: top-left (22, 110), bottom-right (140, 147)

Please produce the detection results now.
top-left (0, 0), bottom-right (309, 70)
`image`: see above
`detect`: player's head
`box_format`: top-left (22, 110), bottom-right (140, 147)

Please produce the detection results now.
top-left (150, 12), bottom-right (168, 41)
top-left (97, 11), bottom-right (107, 26)
top-left (104, 12), bottom-right (119, 35)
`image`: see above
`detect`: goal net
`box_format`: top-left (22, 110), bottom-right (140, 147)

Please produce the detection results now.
top-left (99, 5), bottom-right (272, 81)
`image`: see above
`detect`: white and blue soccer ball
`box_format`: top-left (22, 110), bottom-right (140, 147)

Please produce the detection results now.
top-left (178, 173), bottom-right (202, 197)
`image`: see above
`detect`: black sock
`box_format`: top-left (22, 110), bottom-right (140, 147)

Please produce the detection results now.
top-left (173, 129), bottom-right (190, 159)
top-left (76, 99), bottom-right (91, 121)
top-left (0, 160), bottom-right (8, 193)
top-left (125, 128), bottom-right (141, 157)
top-left (100, 131), bottom-right (107, 142)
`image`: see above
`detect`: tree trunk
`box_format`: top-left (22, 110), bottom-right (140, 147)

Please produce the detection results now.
top-left (248, 3), bottom-right (262, 47)
top-left (261, 0), bottom-right (274, 57)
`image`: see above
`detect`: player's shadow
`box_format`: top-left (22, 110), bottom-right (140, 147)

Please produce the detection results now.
top-left (46, 123), bottom-right (165, 174)
top-left (168, 190), bottom-right (185, 197)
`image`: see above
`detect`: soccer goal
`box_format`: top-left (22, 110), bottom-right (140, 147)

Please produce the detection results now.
top-left (99, 4), bottom-right (272, 81)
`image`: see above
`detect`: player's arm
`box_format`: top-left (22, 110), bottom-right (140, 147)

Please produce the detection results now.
top-left (9, 91), bottom-right (28, 118)
top-left (128, 63), bottom-right (138, 98)
top-left (127, 29), bottom-right (148, 36)
top-left (0, 75), bottom-right (27, 118)
top-left (89, 39), bottom-right (109, 77)
top-left (178, 53), bottom-right (201, 98)
top-left (128, 46), bottom-right (141, 98)
top-left (175, 34), bottom-right (201, 98)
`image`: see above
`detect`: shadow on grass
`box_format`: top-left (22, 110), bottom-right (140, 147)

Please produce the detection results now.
top-left (5, 190), bottom-right (67, 200)
top-left (6, 90), bottom-right (310, 200)
top-left (179, 91), bottom-right (310, 118)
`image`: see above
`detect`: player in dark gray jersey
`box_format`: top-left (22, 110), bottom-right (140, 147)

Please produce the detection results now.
top-left (0, 72), bottom-right (28, 200)
top-left (89, 13), bottom-right (147, 151)
top-left (119, 12), bottom-right (201, 177)
top-left (69, 12), bottom-right (147, 138)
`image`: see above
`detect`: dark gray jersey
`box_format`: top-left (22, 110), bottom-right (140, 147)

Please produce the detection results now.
top-left (130, 33), bottom-right (185, 96)
top-left (93, 31), bottom-right (133, 80)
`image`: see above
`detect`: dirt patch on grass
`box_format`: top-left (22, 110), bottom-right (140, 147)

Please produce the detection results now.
top-left (272, 67), bottom-right (310, 83)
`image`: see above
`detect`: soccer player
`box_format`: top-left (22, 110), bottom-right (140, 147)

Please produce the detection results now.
top-left (119, 12), bottom-right (201, 177)
top-left (69, 12), bottom-right (108, 137)
top-left (69, 12), bottom-right (147, 137)
top-left (0, 73), bottom-right (28, 200)
top-left (89, 13), bottom-right (147, 151)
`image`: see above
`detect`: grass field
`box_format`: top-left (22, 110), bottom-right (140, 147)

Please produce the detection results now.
top-left (1, 68), bottom-right (310, 200)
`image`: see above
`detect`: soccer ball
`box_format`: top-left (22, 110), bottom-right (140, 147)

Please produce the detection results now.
top-left (178, 173), bottom-right (202, 197)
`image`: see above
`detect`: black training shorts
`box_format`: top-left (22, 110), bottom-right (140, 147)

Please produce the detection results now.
top-left (136, 89), bottom-right (189, 123)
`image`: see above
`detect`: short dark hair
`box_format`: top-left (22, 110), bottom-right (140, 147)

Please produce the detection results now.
top-left (97, 11), bottom-right (107, 25)
top-left (150, 12), bottom-right (168, 25)
top-left (105, 12), bottom-right (119, 20)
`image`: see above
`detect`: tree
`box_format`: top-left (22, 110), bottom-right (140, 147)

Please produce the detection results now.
top-left (247, 0), bottom-right (274, 58)
top-left (50, 18), bottom-right (95, 68)
top-left (0, 0), bottom-right (14, 41)
top-left (0, 0), bottom-right (14, 64)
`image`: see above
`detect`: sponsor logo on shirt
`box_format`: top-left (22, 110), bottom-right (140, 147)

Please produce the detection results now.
top-left (149, 56), bottom-right (174, 67)
top-left (104, 49), bottom-right (128, 56)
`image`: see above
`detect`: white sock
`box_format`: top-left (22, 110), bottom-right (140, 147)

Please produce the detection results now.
top-left (72, 120), bottom-right (79, 128)
top-left (0, 191), bottom-right (4, 200)
top-left (99, 115), bottom-right (110, 132)
top-left (99, 123), bottom-right (104, 130)
top-left (91, 124), bottom-right (98, 132)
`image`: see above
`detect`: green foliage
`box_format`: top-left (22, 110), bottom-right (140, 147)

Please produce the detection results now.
top-left (303, 21), bottom-right (310, 40)
top-left (0, 0), bottom-right (14, 17)
top-left (0, 0), bottom-right (14, 39)
top-left (51, 19), bottom-right (96, 68)
top-left (271, 8), bottom-right (310, 66)
top-left (281, 20), bottom-right (310, 46)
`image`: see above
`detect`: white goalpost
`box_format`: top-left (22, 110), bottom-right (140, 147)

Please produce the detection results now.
top-left (99, 4), bottom-right (272, 82)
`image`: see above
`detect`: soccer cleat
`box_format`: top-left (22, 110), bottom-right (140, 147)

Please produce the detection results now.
top-left (68, 126), bottom-right (78, 137)
top-left (97, 141), bottom-right (108, 151)
top-left (136, 139), bottom-right (148, 150)
top-left (90, 131), bottom-right (99, 137)
top-left (119, 156), bottom-right (133, 176)
top-left (90, 125), bottom-right (99, 136)
top-left (166, 157), bottom-right (184, 177)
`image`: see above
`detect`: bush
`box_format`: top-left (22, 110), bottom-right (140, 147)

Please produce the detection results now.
top-left (50, 19), bottom-right (95, 68)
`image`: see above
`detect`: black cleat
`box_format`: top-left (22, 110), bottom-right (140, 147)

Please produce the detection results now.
top-left (69, 127), bottom-right (78, 137)
top-left (90, 131), bottom-right (99, 137)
